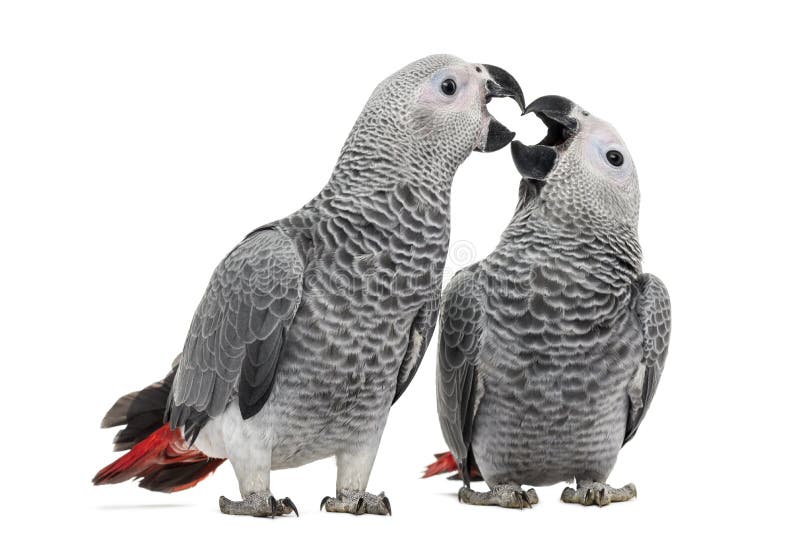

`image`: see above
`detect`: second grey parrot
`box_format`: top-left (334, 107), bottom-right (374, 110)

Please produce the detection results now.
top-left (93, 55), bottom-right (524, 516)
top-left (426, 95), bottom-right (671, 508)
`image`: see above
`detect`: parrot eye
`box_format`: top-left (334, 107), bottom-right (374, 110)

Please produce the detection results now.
top-left (440, 79), bottom-right (457, 96)
top-left (606, 150), bottom-right (624, 167)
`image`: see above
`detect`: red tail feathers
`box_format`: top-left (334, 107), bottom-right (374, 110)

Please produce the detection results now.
top-left (93, 424), bottom-right (225, 493)
top-left (423, 451), bottom-right (458, 478)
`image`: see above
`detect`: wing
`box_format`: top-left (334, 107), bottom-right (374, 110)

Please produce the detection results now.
top-left (392, 295), bottom-right (440, 404)
top-left (167, 229), bottom-right (304, 442)
top-left (436, 266), bottom-right (484, 482)
top-left (624, 273), bottom-right (671, 445)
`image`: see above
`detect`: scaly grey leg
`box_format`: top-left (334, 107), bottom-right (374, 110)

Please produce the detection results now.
top-left (219, 492), bottom-right (298, 517)
top-left (458, 483), bottom-right (538, 509)
top-left (561, 480), bottom-right (637, 507)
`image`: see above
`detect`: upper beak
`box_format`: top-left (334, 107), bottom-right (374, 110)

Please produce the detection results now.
top-left (483, 65), bottom-right (526, 112)
top-left (476, 64), bottom-right (525, 153)
top-left (524, 95), bottom-right (578, 134)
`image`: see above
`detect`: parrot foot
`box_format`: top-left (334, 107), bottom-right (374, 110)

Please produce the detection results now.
top-left (560, 481), bottom-right (637, 507)
top-left (320, 489), bottom-right (392, 516)
top-left (219, 492), bottom-right (299, 517)
top-left (458, 483), bottom-right (538, 509)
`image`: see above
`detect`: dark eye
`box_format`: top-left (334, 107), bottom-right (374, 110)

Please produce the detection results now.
top-left (606, 150), bottom-right (624, 167)
top-left (441, 78), bottom-right (457, 96)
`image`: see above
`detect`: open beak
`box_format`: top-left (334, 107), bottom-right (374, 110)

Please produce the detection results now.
top-left (511, 95), bottom-right (577, 179)
top-left (475, 64), bottom-right (525, 153)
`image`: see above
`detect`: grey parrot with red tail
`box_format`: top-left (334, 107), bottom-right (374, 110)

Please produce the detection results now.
top-left (425, 95), bottom-right (670, 509)
top-left (93, 55), bottom-right (525, 517)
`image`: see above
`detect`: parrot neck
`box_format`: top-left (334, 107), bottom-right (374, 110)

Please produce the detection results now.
top-left (319, 129), bottom-right (462, 207)
top-left (503, 216), bottom-right (642, 287)
top-left (508, 185), bottom-right (642, 272)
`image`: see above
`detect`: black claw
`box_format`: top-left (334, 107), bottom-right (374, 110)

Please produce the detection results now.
top-left (268, 496), bottom-right (277, 518)
top-left (283, 498), bottom-right (299, 517)
top-left (320, 496), bottom-right (332, 511)
top-left (382, 496), bottom-right (392, 516)
top-left (584, 489), bottom-right (591, 504)
top-left (355, 497), bottom-right (365, 515)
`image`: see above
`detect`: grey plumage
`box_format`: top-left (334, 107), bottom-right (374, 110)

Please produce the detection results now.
top-left (96, 54), bottom-right (525, 515)
top-left (437, 267), bottom-right (484, 481)
top-left (625, 274), bottom-right (670, 445)
top-left (436, 95), bottom-right (671, 506)
top-left (168, 230), bottom-right (304, 441)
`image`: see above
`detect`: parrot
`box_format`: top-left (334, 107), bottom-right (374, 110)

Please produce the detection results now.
top-left (424, 95), bottom-right (671, 508)
top-left (93, 54), bottom-right (525, 517)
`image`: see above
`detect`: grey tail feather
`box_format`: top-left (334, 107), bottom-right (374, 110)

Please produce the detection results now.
top-left (101, 367), bottom-right (177, 452)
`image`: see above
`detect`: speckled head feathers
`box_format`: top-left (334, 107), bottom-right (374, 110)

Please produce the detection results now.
top-left (339, 55), bottom-right (524, 181)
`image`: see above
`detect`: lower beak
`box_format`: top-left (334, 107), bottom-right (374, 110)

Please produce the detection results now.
top-left (478, 119), bottom-right (516, 153)
top-left (511, 140), bottom-right (557, 179)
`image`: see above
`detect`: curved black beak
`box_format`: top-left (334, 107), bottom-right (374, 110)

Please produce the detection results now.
top-left (511, 94), bottom-right (581, 178)
top-left (524, 95), bottom-right (578, 133)
top-left (483, 65), bottom-right (526, 112)
top-left (511, 95), bottom-right (579, 180)
top-left (476, 64), bottom-right (525, 153)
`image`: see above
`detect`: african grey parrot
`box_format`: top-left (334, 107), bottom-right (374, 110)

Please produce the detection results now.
top-left (425, 95), bottom-right (671, 508)
top-left (93, 54), bottom-right (524, 517)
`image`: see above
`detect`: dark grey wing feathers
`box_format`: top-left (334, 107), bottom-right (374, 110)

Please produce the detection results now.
top-left (392, 298), bottom-right (440, 404)
top-left (624, 273), bottom-right (671, 445)
top-left (436, 267), bottom-right (484, 475)
top-left (167, 229), bottom-right (304, 439)
top-left (239, 325), bottom-right (286, 419)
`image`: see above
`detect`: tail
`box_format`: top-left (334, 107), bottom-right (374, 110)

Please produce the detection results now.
top-left (422, 451), bottom-right (483, 481)
top-left (93, 368), bottom-right (225, 493)
top-left (423, 452), bottom-right (458, 478)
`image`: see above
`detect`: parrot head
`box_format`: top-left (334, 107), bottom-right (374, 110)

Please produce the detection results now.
top-left (511, 95), bottom-right (640, 228)
top-left (361, 55), bottom-right (524, 164)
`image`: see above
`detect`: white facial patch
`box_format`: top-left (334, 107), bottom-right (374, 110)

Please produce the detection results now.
top-left (580, 117), bottom-right (634, 183)
top-left (418, 64), bottom-right (480, 109)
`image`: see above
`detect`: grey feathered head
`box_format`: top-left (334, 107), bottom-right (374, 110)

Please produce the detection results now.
top-left (511, 96), bottom-right (639, 230)
top-left (342, 55), bottom-right (524, 176)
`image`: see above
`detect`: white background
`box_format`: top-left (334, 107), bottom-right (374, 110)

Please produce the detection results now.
top-left (1, 1), bottom-right (797, 535)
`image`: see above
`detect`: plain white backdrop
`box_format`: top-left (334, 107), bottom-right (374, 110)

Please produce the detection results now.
top-left (1, 1), bottom-right (798, 534)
